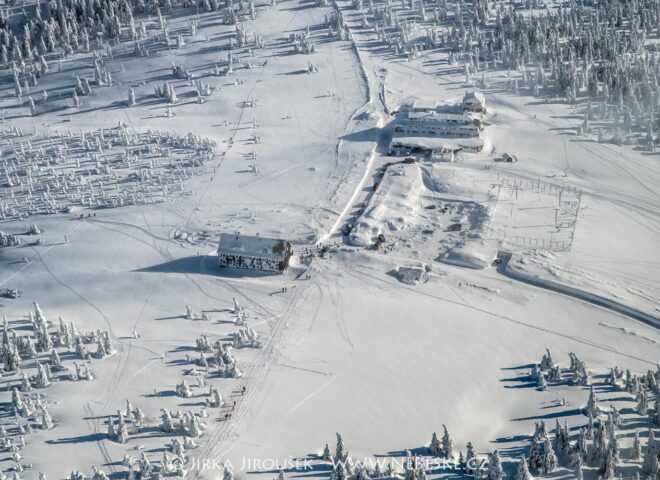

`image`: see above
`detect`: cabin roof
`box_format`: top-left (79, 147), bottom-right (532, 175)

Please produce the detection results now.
top-left (217, 233), bottom-right (289, 261)
top-left (463, 90), bottom-right (486, 104)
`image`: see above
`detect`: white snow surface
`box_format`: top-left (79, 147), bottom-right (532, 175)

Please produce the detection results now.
top-left (0, 0), bottom-right (658, 478)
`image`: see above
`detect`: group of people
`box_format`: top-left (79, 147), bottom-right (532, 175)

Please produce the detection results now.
top-left (221, 385), bottom-right (247, 421)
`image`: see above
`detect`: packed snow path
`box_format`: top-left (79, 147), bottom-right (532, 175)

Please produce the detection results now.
top-left (497, 251), bottom-right (660, 330)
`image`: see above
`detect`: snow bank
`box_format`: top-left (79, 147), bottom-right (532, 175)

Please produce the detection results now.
top-left (394, 264), bottom-right (430, 285)
top-left (440, 237), bottom-right (498, 269)
top-left (349, 163), bottom-right (425, 246)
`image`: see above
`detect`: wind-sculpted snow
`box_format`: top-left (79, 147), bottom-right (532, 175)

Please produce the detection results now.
top-left (0, 0), bottom-right (658, 475)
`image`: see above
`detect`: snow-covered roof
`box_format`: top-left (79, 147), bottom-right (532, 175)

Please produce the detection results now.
top-left (410, 100), bottom-right (441, 112)
top-left (217, 233), bottom-right (290, 260)
top-left (463, 90), bottom-right (486, 105)
top-left (390, 134), bottom-right (482, 151)
top-left (406, 111), bottom-right (473, 123)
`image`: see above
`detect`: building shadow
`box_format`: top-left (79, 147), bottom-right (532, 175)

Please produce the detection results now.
top-left (134, 255), bottom-right (280, 278)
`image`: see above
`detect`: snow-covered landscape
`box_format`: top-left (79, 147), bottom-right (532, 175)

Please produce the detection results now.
top-left (0, 0), bottom-right (658, 478)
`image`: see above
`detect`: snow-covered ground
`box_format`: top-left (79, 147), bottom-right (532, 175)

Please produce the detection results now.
top-left (0, 0), bottom-right (658, 478)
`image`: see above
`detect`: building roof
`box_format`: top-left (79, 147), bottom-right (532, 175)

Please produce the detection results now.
top-left (391, 134), bottom-right (483, 151)
top-left (463, 90), bottom-right (485, 105)
top-left (406, 111), bottom-right (473, 122)
top-left (217, 233), bottom-right (289, 261)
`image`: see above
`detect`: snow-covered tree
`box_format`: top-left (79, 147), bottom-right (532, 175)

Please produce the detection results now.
top-left (442, 425), bottom-right (454, 459)
top-left (584, 386), bottom-right (600, 417)
top-left (487, 450), bottom-right (504, 480)
top-left (641, 429), bottom-right (659, 478)
top-left (515, 455), bottom-right (533, 480)
top-left (631, 430), bottom-right (642, 460)
top-left (430, 432), bottom-right (441, 456)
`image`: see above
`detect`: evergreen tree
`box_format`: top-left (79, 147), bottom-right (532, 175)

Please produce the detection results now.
top-left (641, 429), bottom-right (659, 478)
top-left (631, 430), bottom-right (642, 460)
top-left (430, 432), bottom-right (441, 456)
top-left (542, 438), bottom-right (556, 474)
top-left (34, 362), bottom-right (51, 388)
top-left (465, 442), bottom-right (476, 474)
top-left (487, 450), bottom-right (503, 480)
top-left (322, 443), bottom-right (332, 462)
top-left (528, 436), bottom-right (544, 471)
top-left (442, 425), bottom-right (454, 459)
top-left (335, 433), bottom-right (346, 462)
top-left (585, 386), bottom-right (600, 417)
top-left (602, 446), bottom-right (617, 479)
top-left (515, 455), bottom-right (533, 480)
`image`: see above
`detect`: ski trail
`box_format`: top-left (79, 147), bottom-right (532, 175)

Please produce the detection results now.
top-left (343, 263), bottom-right (657, 365)
top-left (497, 252), bottom-right (660, 331)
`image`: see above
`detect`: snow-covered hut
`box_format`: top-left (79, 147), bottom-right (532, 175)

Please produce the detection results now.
top-left (462, 90), bottom-right (486, 114)
top-left (217, 233), bottom-right (293, 273)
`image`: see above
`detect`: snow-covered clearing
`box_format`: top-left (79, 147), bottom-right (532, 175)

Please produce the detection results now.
top-left (0, 0), bottom-right (658, 478)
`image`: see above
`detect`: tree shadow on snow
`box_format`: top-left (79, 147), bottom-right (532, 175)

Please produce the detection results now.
top-left (143, 389), bottom-right (177, 398)
top-left (512, 408), bottom-right (582, 422)
top-left (492, 434), bottom-right (530, 444)
top-left (501, 364), bottom-right (535, 370)
top-left (500, 375), bottom-right (537, 389)
top-left (374, 446), bottom-right (430, 458)
top-left (47, 432), bottom-right (106, 444)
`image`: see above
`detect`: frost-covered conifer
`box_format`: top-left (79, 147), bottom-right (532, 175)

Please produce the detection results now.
top-left (34, 362), bottom-right (51, 388)
top-left (602, 445), bottom-right (617, 479)
top-left (26, 337), bottom-right (38, 358)
top-left (207, 386), bottom-right (222, 407)
top-left (223, 465), bottom-right (233, 480)
top-left (117, 420), bottom-right (129, 443)
top-left (430, 432), bottom-right (441, 456)
top-left (631, 430), bottom-right (641, 460)
top-left (515, 455), bottom-right (533, 480)
top-left (542, 438), bottom-right (556, 474)
top-left (335, 432), bottom-right (347, 462)
top-left (161, 409), bottom-right (174, 432)
top-left (20, 373), bottom-right (32, 393)
top-left (176, 380), bottom-right (192, 398)
top-left (584, 386), bottom-right (599, 417)
top-left (188, 414), bottom-right (202, 437)
top-left (641, 429), bottom-right (659, 478)
top-left (573, 428), bottom-right (587, 464)
top-left (464, 442), bottom-right (476, 474)
top-left (322, 443), bottom-right (332, 461)
top-left (442, 425), bottom-right (454, 459)
top-left (487, 450), bottom-right (503, 480)
top-left (636, 389), bottom-right (648, 416)
top-left (40, 407), bottom-right (53, 429)
top-left (91, 467), bottom-right (107, 480)
top-left (96, 335), bottom-right (108, 358)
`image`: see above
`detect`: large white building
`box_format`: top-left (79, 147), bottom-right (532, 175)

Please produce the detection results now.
top-left (389, 98), bottom-right (485, 157)
top-left (395, 110), bottom-right (480, 138)
top-left (217, 233), bottom-right (293, 273)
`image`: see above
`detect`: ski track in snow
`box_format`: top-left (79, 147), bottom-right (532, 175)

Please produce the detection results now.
top-left (2, 0), bottom-right (660, 474)
top-left (343, 262), bottom-right (657, 366)
top-left (598, 322), bottom-right (658, 345)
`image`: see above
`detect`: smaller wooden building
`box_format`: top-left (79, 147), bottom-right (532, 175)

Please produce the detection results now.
top-left (217, 233), bottom-right (293, 273)
top-left (462, 90), bottom-right (486, 114)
